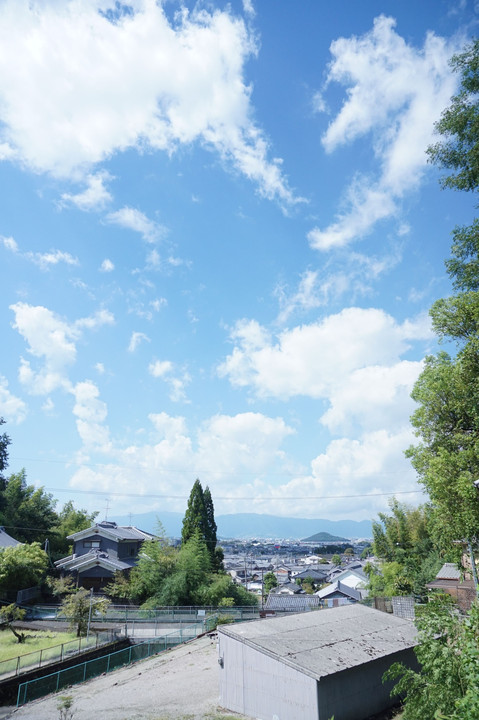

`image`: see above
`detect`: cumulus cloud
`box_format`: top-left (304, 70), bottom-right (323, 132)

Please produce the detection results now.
top-left (0, 0), bottom-right (298, 206)
top-left (149, 359), bottom-right (191, 402)
top-left (71, 380), bottom-right (110, 450)
top-left (309, 16), bottom-right (458, 250)
top-left (10, 302), bottom-right (114, 395)
top-left (219, 307), bottom-right (431, 401)
top-left (100, 258), bottom-right (114, 272)
top-left (1, 236), bottom-right (18, 252)
top-left (68, 409), bottom-right (298, 514)
top-left (149, 360), bottom-right (173, 378)
top-left (0, 376), bottom-right (27, 424)
top-left (61, 171), bottom-right (113, 211)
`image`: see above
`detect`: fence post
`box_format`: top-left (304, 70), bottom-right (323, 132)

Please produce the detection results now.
top-left (16, 655), bottom-right (20, 676)
top-left (39, 648), bottom-right (43, 668)
top-left (83, 661), bottom-right (87, 682)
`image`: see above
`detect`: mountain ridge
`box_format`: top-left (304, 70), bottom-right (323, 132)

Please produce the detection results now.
top-left (113, 510), bottom-right (372, 540)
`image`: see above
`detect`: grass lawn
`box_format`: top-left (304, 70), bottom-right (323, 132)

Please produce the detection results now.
top-left (0, 628), bottom-right (78, 663)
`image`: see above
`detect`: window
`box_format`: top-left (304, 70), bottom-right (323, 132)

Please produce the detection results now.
top-left (83, 540), bottom-right (101, 549)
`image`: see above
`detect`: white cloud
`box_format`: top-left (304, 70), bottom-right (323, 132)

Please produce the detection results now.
top-left (1, 235), bottom-right (18, 252)
top-left (10, 303), bottom-right (114, 395)
top-left (41, 397), bottom-right (55, 414)
top-left (100, 258), bottom-right (114, 272)
top-left (149, 360), bottom-right (173, 378)
top-left (95, 363), bottom-right (105, 375)
top-left (68, 409), bottom-right (299, 515)
top-left (71, 380), bottom-right (110, 450)
top-left (219, 308), bottom-right (431, 400)
top-left (106, 207), bottom-right (166, 244)
top-left (25, 249), bottom-right (79, 270)
top-left (148, 359), bottom-right (190, 402)
top-left (0, 0), bottom-right (298, 206)
top-left (75, 309), bottom-right (115, 331)
top-left (320, 360), bottom-right (423, 434)
top-left (272, 427), bottom-right (421, 520)
top-left (61, 171), bottom-right (113, 211)
top-left (128, 331), bottom-right (150, 353)
top-left (0, 376), bottom-right (27, 424)
top-left (197, 412), bottom-right (294, 476)
top-left (309, 16), bottom-right (458, 250)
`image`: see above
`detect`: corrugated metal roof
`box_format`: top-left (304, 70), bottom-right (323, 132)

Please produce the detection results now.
top-left (219, 604), bottom-right (417, 679)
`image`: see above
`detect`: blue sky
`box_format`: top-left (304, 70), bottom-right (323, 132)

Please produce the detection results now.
top-left (1, 0), bottom-right (477, 525)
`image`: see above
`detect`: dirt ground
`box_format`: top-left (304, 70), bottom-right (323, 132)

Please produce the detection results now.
top-left (2, 634), bottom-right (246, 720)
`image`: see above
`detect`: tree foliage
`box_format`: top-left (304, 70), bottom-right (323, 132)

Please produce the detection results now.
top-left (408, 37), bottom-right (479, 553)
top-left (385, 596), bottom-right (479, 720)
top-left (50, 501), bottom-right (99, 558)
top-left (0, 470), bottom-right (57, 544)
top-left (51, 578), bottom-right (110, 637)
top-left (368, 500), bottom-right (440, 598)
top-left (427, 39), bottom-right (479, 194)
top-left (0, 542), bottom-right (48, 591)
top-left (263, 571), bottom-right (278, 594)
top-left (0, 417), bottom-right (10, 483)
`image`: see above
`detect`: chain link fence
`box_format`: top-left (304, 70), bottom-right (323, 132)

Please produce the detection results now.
top-left (16, 622), bottom-right (209, 707)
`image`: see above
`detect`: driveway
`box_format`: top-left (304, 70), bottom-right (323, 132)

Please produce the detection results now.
top-left (3, 634), bottom-right (246, 720)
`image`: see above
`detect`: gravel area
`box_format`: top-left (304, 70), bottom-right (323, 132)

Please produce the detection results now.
top-left (2, 634), bottom-right (246, 720)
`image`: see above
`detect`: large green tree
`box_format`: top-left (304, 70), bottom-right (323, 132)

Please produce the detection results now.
top-left (0, 542), bottom-right (48, 591)
top-left (181, 479), bottom-right (219, 568)
top-left (408, 37), bottom-right (479, 552)
top-left (50, 501), bottom-right (99, 558)
top-left (0, 470), bottom-right (58, 544)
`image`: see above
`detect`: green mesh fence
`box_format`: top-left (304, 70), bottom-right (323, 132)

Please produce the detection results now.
top-left (17, 626), bottom-right (203, 706)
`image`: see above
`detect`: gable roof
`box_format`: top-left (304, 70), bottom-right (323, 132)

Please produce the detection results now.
top-left (316, 581), bottom-right (362, 601)
top-left (55, 549), bottom-right (132, 573)
top-left (218, 604), bottom-right (417, 680)
top-left (435, 563), bottom-right (461, 581)
top-left (67, 521), bottom-right (155, 543)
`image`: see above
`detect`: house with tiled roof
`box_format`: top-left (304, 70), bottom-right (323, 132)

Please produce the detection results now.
top-left (426, 562), bottom-right (476, 612)
top-left (55, 520), bottom-right (155, 591)
top-left (316, 580), bottom-right (362, 606)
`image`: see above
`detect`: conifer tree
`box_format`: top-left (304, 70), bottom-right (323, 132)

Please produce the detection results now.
top-left (181, 479), bottom-right (208, 546)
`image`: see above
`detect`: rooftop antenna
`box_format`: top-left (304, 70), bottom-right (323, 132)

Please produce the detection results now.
top-left (128, 512), bottom-right (133, 526)
top-left (104, 498), bottom-right (111, 521)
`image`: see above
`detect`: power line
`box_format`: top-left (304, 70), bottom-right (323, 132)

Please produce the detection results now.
top-left (42, 486), bottom-right (424, 501)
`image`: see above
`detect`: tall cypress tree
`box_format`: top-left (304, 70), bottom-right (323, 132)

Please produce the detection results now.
top-left (203, 485), bottom-right (218, 564)
top-left (181, 479), bottom-right (207, 546)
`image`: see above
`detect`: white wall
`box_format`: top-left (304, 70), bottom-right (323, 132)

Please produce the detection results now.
top-left (218, 633), bottom-right (319, 720)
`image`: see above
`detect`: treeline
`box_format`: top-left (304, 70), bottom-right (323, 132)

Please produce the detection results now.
top-left (0, 418), bottom-right (97, 557)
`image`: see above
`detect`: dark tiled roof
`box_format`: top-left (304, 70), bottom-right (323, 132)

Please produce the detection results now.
top-left (435, 563), bottom-right (461, 580)
top-left (265, 594), bottom-right (321, 611)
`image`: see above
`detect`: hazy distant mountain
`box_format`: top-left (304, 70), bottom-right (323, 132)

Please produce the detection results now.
top-left (301, 531), bottom-right (348, 543)
top-left (115, 510), bottom-right (372, 540)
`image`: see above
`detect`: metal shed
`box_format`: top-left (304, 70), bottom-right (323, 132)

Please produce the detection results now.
top-left (218, 603), bottom-right (418, 720)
